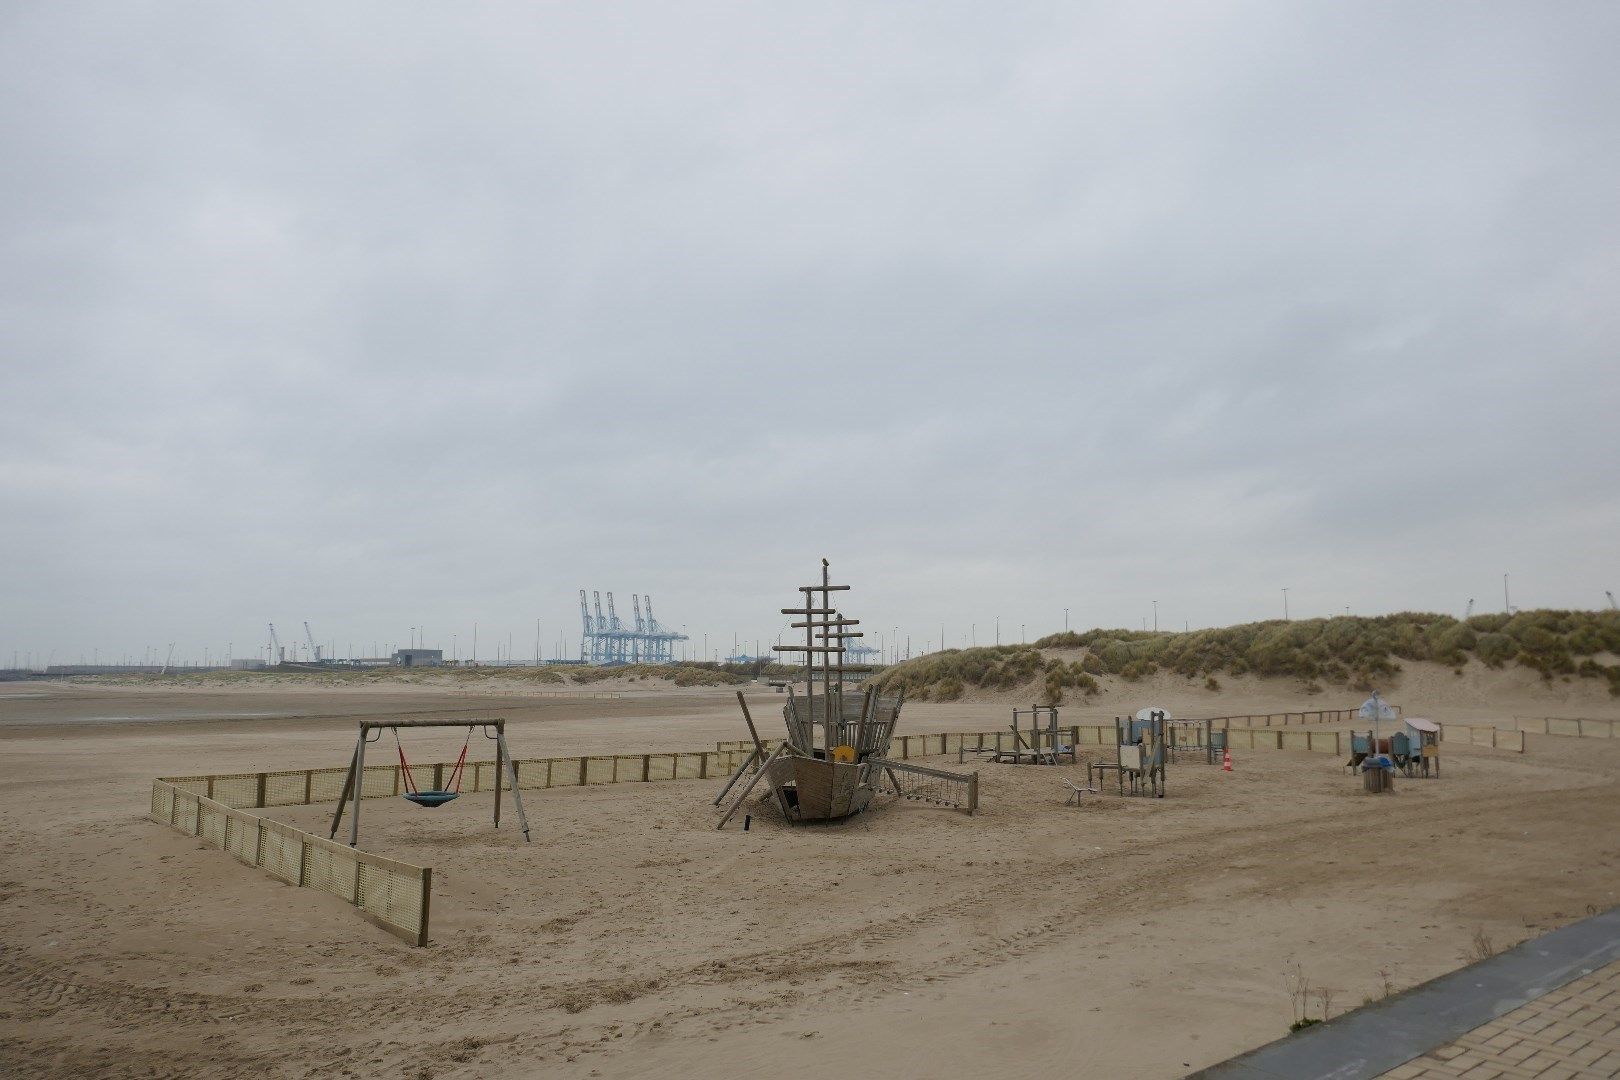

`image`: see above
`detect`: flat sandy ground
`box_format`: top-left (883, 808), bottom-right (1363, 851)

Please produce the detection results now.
top-left (3, 677), bottom-right (1620, 1079)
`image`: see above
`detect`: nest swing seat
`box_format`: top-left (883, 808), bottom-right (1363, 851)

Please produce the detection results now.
top-left (394, 727), bottom-right (472, 809)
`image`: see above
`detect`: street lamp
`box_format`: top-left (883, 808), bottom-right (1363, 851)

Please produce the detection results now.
top-left (1282, 589), bottom-right (1290, 621)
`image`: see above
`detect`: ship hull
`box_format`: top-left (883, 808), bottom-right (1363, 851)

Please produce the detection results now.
top-left (767, 755), bottom-right (875, 821)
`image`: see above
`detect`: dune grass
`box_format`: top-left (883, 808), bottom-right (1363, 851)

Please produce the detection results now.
top-left (874, 610), bottom-right (1620, 704)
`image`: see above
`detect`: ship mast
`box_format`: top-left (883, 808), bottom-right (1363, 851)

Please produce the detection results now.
top-left (776, 558), bottom-right (861, 754)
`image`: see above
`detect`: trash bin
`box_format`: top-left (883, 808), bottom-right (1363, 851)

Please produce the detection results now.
top-left (1363, 755), bottom-right (1394, 794)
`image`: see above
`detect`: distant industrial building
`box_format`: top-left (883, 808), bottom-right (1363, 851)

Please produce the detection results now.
top-left (392, 648), bottom-right (443, 668)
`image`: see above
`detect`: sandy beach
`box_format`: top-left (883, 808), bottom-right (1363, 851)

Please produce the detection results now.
top-left (3, 673), bottom-right (1619, 1078)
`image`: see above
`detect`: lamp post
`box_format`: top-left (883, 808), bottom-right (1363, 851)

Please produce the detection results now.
top-left (1282, 588), bottom-right (1290, 621)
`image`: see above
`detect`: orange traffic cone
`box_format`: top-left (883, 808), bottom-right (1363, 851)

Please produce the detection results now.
top-left (1222, 747), bottom-right (1233, 772)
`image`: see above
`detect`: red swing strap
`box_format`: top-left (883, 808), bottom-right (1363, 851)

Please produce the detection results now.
top-left (443, 728), bottom-right (474, 794)
top-left (394, 729), bottom-right (421, 795)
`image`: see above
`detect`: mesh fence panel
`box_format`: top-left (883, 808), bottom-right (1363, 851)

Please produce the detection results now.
top-left (646, 754), bottom-right (676, 781)
top-left (584, 757), bottom-right (614, 784)
top-left (224, 813), bottom-right (258, 865)
top-left (261, 823), bottom-right (304, 886)
top-left (263, 771), bottom-right (310, 807)
top-left (674, 753), bottom-right (703, 780)
top-left (551, 758), bottom-right (583, 786)
top-left (150, 782), bottom-right (173, 823)
top-left (357, 861), bottom-right (425, 942)
top-left (516, 759), bottom-right (552, 790)
top-left (302, 841), bottom-right (358, 904)
top-left (176, 791), bottom-right (200, 834)
top-left (209, 774), bottom-right (260, 809)
top-left (360, 765), bottom-right (398, 798)
top-left (199, 802), bottom-right (227, 848)
top-left (308, 767), bottom-right (350, 803)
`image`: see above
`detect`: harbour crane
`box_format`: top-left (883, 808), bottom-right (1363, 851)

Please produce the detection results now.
top-left (631, 595), bottom-right (646, 663)
top-left (606, 593), bottom-right (624, 663)
top-left (268, 623), bottom-right (284, 664)
top-left (303, 621), bottom-right (322, 663)
top-left (593, 593), bottom-right (607, 662)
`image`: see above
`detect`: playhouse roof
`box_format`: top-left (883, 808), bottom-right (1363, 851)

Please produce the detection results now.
top-left (1404, 717), bottom-right (1440, 733)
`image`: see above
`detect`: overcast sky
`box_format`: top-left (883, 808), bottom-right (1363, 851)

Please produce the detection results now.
top-left (3, 3), bottom-right (1618, 666)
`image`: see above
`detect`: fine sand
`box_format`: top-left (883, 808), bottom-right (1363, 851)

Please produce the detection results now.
top-left (3, 676), bottom-right (1619, 1078)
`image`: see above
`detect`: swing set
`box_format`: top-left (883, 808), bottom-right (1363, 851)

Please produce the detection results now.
top-left (327, 718), bottom-right (532, 847)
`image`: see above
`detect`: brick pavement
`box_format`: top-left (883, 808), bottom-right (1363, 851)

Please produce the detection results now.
top-left (1377, 957), bottom-right (1620, 1079)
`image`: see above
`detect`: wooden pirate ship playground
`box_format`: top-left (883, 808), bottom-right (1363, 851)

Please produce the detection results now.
top-left (715, 560), bottom-right (978, 826)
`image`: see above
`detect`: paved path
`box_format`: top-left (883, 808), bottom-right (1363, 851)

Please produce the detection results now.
top-left (1190, 906), bottom-right (1620, 1079)
top-left (1378, 957), bottom-right (1620, 1078)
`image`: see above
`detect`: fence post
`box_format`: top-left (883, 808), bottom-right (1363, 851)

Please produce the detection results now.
top-left (297, 836), bottom-right (307, 887)
top-left (417, 867), bottom-right (433, 948)
top-left (255, 773), bottom-right (267, 809)
top-left (642, 754), bottom-right (651, 782)
top-left (579, 757), bottom-right (589, 785)
top-left (303, 770), bottom-right (313, 804)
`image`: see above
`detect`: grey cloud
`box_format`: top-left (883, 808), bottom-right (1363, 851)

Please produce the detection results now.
top-left (2, 2), bottom-right (1617, 663)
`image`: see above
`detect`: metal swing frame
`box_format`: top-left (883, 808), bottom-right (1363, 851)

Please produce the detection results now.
top-left (327, 718), bottom-right (532, 847)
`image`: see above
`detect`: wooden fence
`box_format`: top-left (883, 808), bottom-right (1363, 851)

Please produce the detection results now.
top-left (717, 717), bottom-right (1528, 757)
top-left (149, 779), bottom-right (432, 946)
top-left (159, 749), bottom-right (755, 812)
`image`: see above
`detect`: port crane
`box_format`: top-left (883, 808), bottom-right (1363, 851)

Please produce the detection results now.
top-left (303, 621), bottom-right (323, 663)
